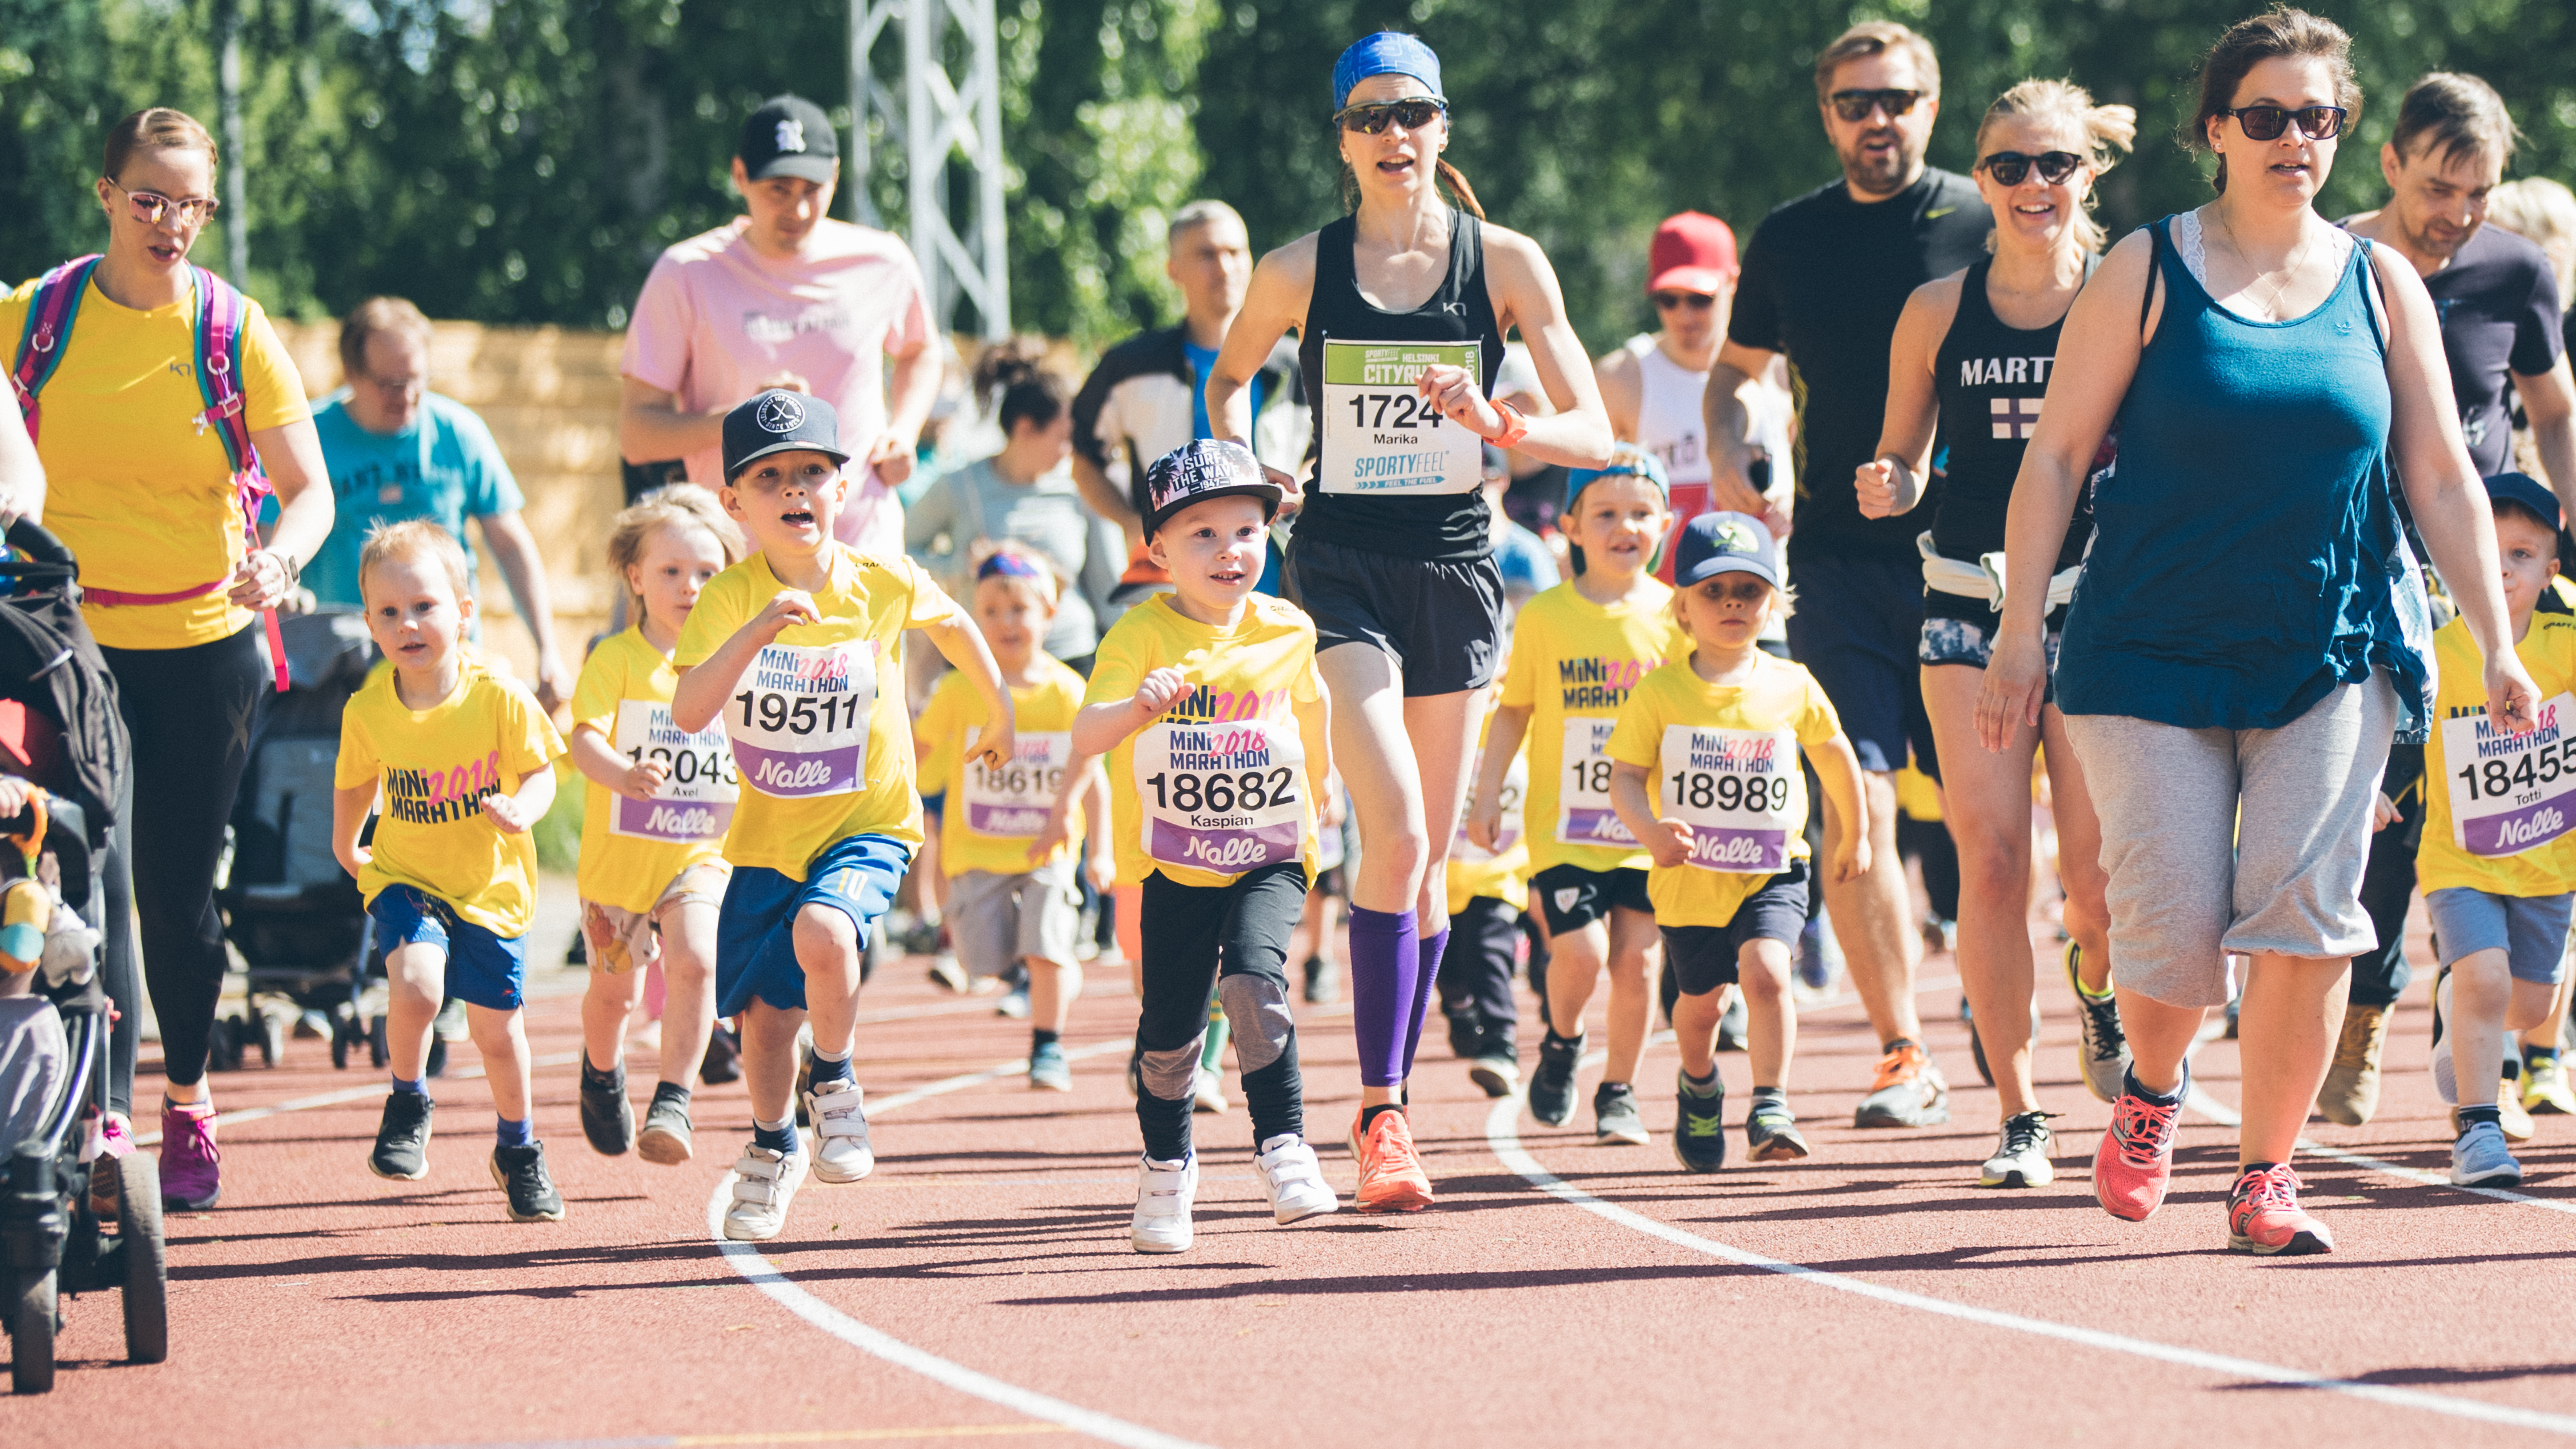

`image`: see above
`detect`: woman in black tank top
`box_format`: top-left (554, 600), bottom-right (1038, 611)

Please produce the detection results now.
top-left (1203, 32), bottom-right (1611, 1211)
top-left (1855, 81), bottom-right (2135, 1187)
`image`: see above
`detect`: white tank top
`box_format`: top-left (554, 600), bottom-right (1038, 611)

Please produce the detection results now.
top-left (1625, 335), bottom-right (1711, 488)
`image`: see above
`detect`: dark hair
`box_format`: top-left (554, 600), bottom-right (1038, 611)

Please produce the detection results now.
top-left (973, 337), bottom-right (1071, 437)
top-left (2392, 72), bottom-right (2520, 169)
top-left (1813, 22), bottom-right (1941, 105)
top-left (103, 107), bottom-right (216, 181)
top-left (2182, 8), bottom-right (2361, 194)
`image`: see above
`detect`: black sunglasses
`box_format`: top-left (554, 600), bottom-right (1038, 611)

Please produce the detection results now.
top-left (1651, 292), bottom-right (1715, 311)
top-left (1829, 88), bottom-right (1923, 123)
top-left (1333, 99), bottom-right (1446, 135)
top-left (1980, 151), bottom-right (2083, 187)
top-left (2220, 104), bottom-right (2347, 141)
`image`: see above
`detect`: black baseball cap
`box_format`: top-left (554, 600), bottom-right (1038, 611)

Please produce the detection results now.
top-left (723, 389), bottom-right (850, 482)
top-left (1673, 511), bottom-right (1781, 588)
top-left (738, 95), bottom-right (839, 185)
top-left (1142, 439), bottom-right (1281, 539)
top-left (2486, 471), bottom-right (2563, 532)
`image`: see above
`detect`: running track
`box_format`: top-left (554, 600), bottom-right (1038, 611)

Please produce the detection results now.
top-left (5, 913), bottom-right (2573, 1447)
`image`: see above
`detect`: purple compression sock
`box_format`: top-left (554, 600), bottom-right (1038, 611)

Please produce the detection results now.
top-left (1349, 906), bottom-right (1419, 1088)
top-left (1399, 927), bottom-right (1451, 1081)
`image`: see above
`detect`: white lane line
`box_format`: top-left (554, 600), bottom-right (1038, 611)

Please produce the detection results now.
top-left (706, 1036), bottom-right (1216, 1449)
top-left (2185, 1086), bottom-right (2576, 1216)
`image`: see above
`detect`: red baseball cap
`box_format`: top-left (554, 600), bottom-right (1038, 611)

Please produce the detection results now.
top-left (1647, 212), bottom-right (1738, 295)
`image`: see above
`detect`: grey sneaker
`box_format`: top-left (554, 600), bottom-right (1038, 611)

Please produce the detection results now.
top-left (490, 1142), bottom-right (565, 1222)
top-left (1978, 1110), bottom-right (2056, 1188)
top-left (1528, 1032), bottom-right (1583, 1128)
top-left (578, 1061), bottom-right (634, 1156)
top-left (1593, 1082), bottom-right (1649, 1146)
top-left (1029, 1040), bottom-right (1073, 1092)
top-left (2065, 942), bottom-right (2129, 1104)
top-left (1715, 992), bottom-right (1748, 1052)
top-left (637, 1092), bottom-right (693, 1165)
top-left (2450, 1116), bottom-right (2523, 1188)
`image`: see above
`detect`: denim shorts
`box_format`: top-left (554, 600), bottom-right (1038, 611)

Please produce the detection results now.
top-left (2425, 886), bottom-right (2574, 984)
top-left (369, 884), bottom-right (529, 1011)
top-left (715, 833), bottom-right (910, 1015)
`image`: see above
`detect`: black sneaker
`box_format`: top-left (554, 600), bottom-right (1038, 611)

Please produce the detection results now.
top-left (701, 1023), bottom-right (742, 1085)
top-left (1467, 1030), bottom-right (1520, 1098)
top-left (371, 1091), bottom-right (434, 1180)
top-left (1674, 1072), bottom-right (1727, 1172)
top-left (1593, 1081), bottom-right (1649, 1145)
top-left (1445, 1005), bottom-right (1483, 1060)
top-left (1745, 1098), bottom-right (1811, 1162)
top-left (1303, 954), bottom-right (1341, 1006)
top-left (490, 1142), bottom-right (565, 1222)
top-left (1528, 1032), bottom-right (1584, 1128)
top-left (579, 1061), bottom-right (634, 1156)
top-left (637, 1090), bottom-right (694, 1166)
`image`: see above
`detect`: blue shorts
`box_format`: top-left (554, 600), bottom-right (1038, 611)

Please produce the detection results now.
top-left (2425, 886), bottom-right (2573, 985)
top-left (1785, 553), bottom-right (1936, 778)
top-left (715, 833), bottom-right (911, 1016)
top-left (1658, 859), bottom-right (1812, 996)
top-left (368, 884), bottom-right (529, 1010)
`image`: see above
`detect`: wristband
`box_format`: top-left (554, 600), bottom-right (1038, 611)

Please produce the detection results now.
top-left (1487, 397), bottom-right (1530, 450)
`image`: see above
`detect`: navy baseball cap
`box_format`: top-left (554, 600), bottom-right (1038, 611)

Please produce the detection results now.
top-left (1565, 445), bottom-right (1670, 515)
top-left (1143, 439), bottom-right (1281, 539)
top-left (723, 389), bottom-right (850, 481)
top-left (738, 95), bottom-right (839, 185)
top-left (2486, 471), bottom-right (2562, 531)
top-left (1673, 511), bottom-right (1781, 588)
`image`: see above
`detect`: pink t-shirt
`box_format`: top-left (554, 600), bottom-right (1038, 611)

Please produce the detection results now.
top-left (621, 216), bottom-right (935, 491)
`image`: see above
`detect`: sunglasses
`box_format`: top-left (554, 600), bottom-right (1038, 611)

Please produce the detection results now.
top-left (1829, 88), bottom-right (1923, 123)
top-left (2220, 104), bottom-right (2347, 141)
top-left (1333, 99), bottom-right (1446, 135)
top-left (1980, 151), bottom-right (2083, 187)
top-left (1651, 292), bottom-right (1715, 311)
top-left (105, 177), bottom-right (219, 227)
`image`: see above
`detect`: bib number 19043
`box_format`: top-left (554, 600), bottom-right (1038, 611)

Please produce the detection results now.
top-left (610, 701), bottom-right (737, 842)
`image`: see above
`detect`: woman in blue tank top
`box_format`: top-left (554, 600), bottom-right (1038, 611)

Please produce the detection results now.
top-left (1977, 10), bottom-right (2536, 1257)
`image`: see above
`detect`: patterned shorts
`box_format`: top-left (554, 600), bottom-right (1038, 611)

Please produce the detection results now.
top-left (1919, 614), bottom-right (2061, 673)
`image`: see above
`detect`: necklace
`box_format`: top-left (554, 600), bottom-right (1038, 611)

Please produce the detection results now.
top-left (2215, 205), bottom-right (2313, 321)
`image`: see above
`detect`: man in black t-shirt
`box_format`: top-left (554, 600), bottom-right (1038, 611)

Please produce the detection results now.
top-left (1703, 22), bottom-right (1990, 1132)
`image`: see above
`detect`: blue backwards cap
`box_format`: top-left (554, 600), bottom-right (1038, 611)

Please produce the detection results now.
top-left (1565, 445), bottom-right (1670, 515)
top-left (1333, 33), bottom-right (1444, 109)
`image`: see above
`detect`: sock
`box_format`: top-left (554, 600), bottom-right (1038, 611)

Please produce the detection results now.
top-left (650, 1081), bottom-right (691, 1111)
top-left (753, 1114), bottom-right (799, 1155)
top-left (809, 1044), bottom-right (854, 1088)
top-left (2235, 1159), bottom-right (2279, 1185)
top-left (495, 1115), bottom-right (533, 1148)
top-left (1348, 907), bottom-right (1419, 1088)
top-left (1750, 1086), bottom-right (1787, 1110)
top-left (2456, 1104), bottom-right (2503, 1136)
top-left (1031, 1027), bottom-right (1060, 1052)
top-left (2123, 1064), bottom-right (2185, 1106)
top-left (1199, 1002), bottom-right (1231, 1070)
top-left (2527, 1045), bottom-right (2560, 1068)
top-left (1359, 1101), bottom-right (1405, 1136)
top-left (2503, 1056), bottom-right (2523, 1083)
top-left (391, 1074), bottom-right (427, 1097)
top-left (1399, 927), bottom-right (1451, 1082)
top-left (1137, 1086), bottom-right (1192, 1163)
top-left (1680, 1068), bottom-right (1720, 1096)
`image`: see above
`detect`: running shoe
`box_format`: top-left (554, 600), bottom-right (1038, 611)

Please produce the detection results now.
top-left (1347, 1108), bottom-right (1433, 1213)
top-left (803, 1082), bottom-right (875, 1184)
top-left (1594, 1082), bottom-right (1649, 1146)
top-left (2523, 1054), bottom-right (2576, 1116)
top-left (1445, 1004), bottom-right (1482, 1060)
top-left (1979, 1111), bottom-right (2056, 1188)
top-left (1131, 1154), bottom-right (1199, 1252)
top-left (368, 1092), bottom-right (431, 1183)
top-left (995, 987), bottom-right (1031, 1019)
top-left (1795, 911), bottom-right (1843, 994)
top-left (2431, 966), bottom-right (2457, 1106)
top-left (490, 1142), bottom-right (565, 1223)
top-left (2065, 942), bottom-right (2130, 1104)
top-left (1528, 1032), bottom-right (1584, 1128)
top-left (637, 1093), bottom-right (693, 1165)
top-left (1191, 1066), bottom-right (1229, 1114)
top-left (700, 1023), bottom-right (742, 1086)
top-left (2315, 1000), bottom-right (2392, 1126)
top-left (1029, 1040), bottom-right (1073, 1092)
top-left (2499, 1084), bottom-right (2535, 1143)
top-left (433, 995), bottom-right (470, 1042)
top-left (2093, 1079), bottom-right (2183, 1222)
top-left (1467, 1036), bottom-right (1521, 1099)
top-left (1674, 1072), bottom-right (1727, 1173)
top-left (927, 952), bottom-right (969, 994)
top-left (1854, 1040), bottom-right (1949, 1128)
top-left (579, 1060), bottom-right (634, 1156)
top-left (1745, 1099), bottom-right (1809, 1162)
top-left (1303, 954), bottom-right (1341, 1006)
top-left (723, 1142), bottom-right (809, 1241)
top-left (2451, 1117), bottom-right (2523, 1188)
top-left (1253, 1134), bottom-right (1339, 1223)
top-left (160, 1098), bottom-right (223, 1209)
top-left (1715, 992), bottom-right (1748, 1052)
top-left (2225, 1162), bottom-right (2333, 1255)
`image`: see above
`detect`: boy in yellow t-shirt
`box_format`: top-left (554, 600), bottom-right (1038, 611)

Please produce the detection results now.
top-left (1072, 441), bottom-right (1338, 1252)
top-left (2416, 473), bottom-right (2576, 1192)
top-left (915, 543), bottom-right (1110, 1092)
top-left (333, 523), bottom-right (567, 1222)
top-left (1608, 513), bottom-right (1865, 1174)
top-left (1466, 448), bottom-right (1679, 1145)
top-left (1441, 705), bottom-right (1532, 1099)
top-left (671, 391), bottom-right (1016, 1243)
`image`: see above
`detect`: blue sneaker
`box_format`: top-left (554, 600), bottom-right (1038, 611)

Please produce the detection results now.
top-left (1029, 1040), bottom-right (1073, 1092)
top-left (2450, 1115), bottom-right (2522, 1188)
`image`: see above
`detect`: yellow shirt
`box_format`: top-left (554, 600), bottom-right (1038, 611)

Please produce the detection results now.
top-left (915, 659), bottom-right (1089, 877)
top-left (1447, 705), bottom-right (1529, 914)
top-left (1087, 593), bottom-right (1325, 890)
top-left (1, 273), bottom-right (309, 650)
top-left (335, 660), bottom-right (565, 936)
top-left (1606, 652), bottom-right (1841, 928)
top-left (674, 546), bottom-right (960, 878)
top-left (571, 627), bottom-right (735, 912)
top-left (1497, 579), bottom-right (1684, 876)
top-left (2419, 612), bottom-right (2576, 896)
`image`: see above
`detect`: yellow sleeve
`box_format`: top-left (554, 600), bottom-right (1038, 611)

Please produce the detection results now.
top-left (1084, 616), bottom-right (1146, 705)
top-left (1497, 608), bottom-right (1541, 709)
top-left (495, 679), bottom-right (567, 776)
top-left (333, 703), bottom-right (377, 790)
top-left (238, 306), bottom-right (312, 431)
top-left (914, 677), bottom-right (967, 794)
top-left (894, 555), bottom-right (965, 630)
top-left (1287, 619), bottom-right (1322, 704)
top-left (1605, 682), bottom-right (1661, 768)
top-left (673, 571), bottom-right (744, 668)
top-left (1795, 672), bottom-right (1845, 746)
top-left (569, 643), bottom-right (624, 738)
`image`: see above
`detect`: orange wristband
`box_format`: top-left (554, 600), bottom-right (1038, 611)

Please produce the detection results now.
top-left (1487, 397), bottom-right (1530, 449)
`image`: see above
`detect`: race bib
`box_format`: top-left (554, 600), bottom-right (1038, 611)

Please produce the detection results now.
top-left (725, 641), bottom-right (875, 798)
top-left (1557, 718), bottom-right (1636, 848)
top-left (2443, 693), bottom-right (2576, 857)
top-left (1319, 339), bottom-right (1483, 495)
top-left (1660, 724), bottom-right (1799, 873)
top-left (963, 732), bottom-right (1071, 840)
top-left (1133, 719), bottom-right (1307, 874)
top-left (609, 701), bottom-right (739, 842)
top-left (1454, 746), bottom-right (1528, 864)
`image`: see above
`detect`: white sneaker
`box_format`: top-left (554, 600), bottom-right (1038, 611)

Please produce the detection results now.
top-left (1192, 1068), bottom-right (1228, 1114)
top-left (1131, 1154), bottom-right (1198, 1253)
top-left (1254, 1134), bottom-right (1339, 1224)
top-left (803, 1082), bottom-right (875, 1183)
top-left (2431, 968), bottom-right (2458, 1106)
top-left (1977, 1111), bottom-right (2056, 1188)
top-left (722, 1142), bottom-right (809, 1241)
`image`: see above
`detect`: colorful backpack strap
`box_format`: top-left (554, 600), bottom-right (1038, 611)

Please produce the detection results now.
top-left (9, 255), bottom-right (104, 441)
top-left (185, 265), bottom-right (288, 693)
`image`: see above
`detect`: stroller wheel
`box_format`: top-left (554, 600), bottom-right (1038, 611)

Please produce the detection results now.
top-left (259, 1013), bottom-right (285, 1068)
top-left (115, 1155), bottom-right (168, 1364)
top-left (9, 1266), bottom-right (57, 1394)
top-left (367, 1014), bottom-right (389, 1070)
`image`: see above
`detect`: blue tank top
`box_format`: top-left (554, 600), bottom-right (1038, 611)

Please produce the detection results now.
top-left (2055, 216), bottom-right (2429, 737)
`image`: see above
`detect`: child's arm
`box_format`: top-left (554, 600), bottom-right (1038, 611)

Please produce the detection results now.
top-left (1071, 667), bottom-right (1189, 757)
top-left (1610, 760), bottom-right (1691, 869)
top-left (1080, 761), bottom-right (1115, 892)
top-left (1808, 733), bottom-right (1872, 883)
top-left (919, 611), bottom-right (1015, 771)
top-left (483, 761), bottom-right (557, 835)
top-left (670, 590), bottom-right (821, 732)
top-left (1465, 703), bottom-right (1533, 852)
top-left (333, 782), bottom-right (378, 879)
top-left (570, 723), bottom-right (667, 801)
top-left (1293, 673), bottom-right (1333, 794)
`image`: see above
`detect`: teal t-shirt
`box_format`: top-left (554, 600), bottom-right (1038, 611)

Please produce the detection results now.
top-left (304, 393), bottom-right (522, 609)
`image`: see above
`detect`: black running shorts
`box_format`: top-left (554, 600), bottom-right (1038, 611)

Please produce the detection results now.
top-left (1285, 535), bottom-right (1503, 698)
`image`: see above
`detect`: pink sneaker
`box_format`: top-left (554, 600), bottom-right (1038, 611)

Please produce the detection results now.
top-left (2227, 1163), bottom-right (2333, 1256)
top-left (159, 1099), bottom-right (222, 1210)
top-left (2092, 1086), bottom-right (2181, 1222)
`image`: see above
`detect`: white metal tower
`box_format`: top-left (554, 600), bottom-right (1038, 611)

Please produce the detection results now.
top-left (851, 0), bottom-right (1011, 340)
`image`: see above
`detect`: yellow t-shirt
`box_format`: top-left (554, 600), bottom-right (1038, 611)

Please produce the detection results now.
top-left (1497, 579), bottom-right (1684, 876)
top-left (1, 273), bottom-right (310, 651)
top-left (1087, 593), bottom-right (1325, 890)
top-left (1606, 652), bottom-right (1841, 928)
top-left (334, 660), bottom-right (565, 936)
top-left (571, 627), bottom-right (735, 912)
top-left (915, 659), bottom-right (1089, 877)
top-left (673, 546), bottom-right (960, 878)
top-left (1447, 705), bottom-right (1529, 914)
top-left (2418, 612), bottom-right (2576, 896)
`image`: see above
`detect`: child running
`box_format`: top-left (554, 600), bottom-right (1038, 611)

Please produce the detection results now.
top-left (1607, 513), bottom-right (1866, 1170)
top-left (1442, 705), bottom-right (1531, 1097)
top-left (568, 485), bottom-right (744, 1165)
top-left (671, 390), bottom-right (1016, 1243)
top-left (915, 543), bottom-right (1109, 1091)
top-left (1467, 447), bottom-right (1680, 1144)
top-left (2419, 473), bottom-right (2576, 1189)
top-left (1072, 439), bottom-right (1339, 1249)
top-left (337, 522), bottom-right (569, 1222)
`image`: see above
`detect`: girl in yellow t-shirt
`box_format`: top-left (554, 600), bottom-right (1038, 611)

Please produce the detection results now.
top-left (567, 487), bottom-right (744, 1168)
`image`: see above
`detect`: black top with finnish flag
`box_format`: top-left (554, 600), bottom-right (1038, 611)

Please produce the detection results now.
top-left (1141, 437), bottom-right (1281, 539)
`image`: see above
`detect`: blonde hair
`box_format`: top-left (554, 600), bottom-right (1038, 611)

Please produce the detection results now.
top-left (2489, 178), bottom-right (2576, 305)
top-left (1814, 22), bottom-right (1940, 103)
top-left (1975, 79), bottom-right (2137, 253)
top-left (359, 519), bottom-right (472, 601)
top-left (607, 485), bottom-right (745, 620)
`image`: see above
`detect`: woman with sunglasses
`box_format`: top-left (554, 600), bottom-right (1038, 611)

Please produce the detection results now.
top-left (1205, 31), bottom-right (1611, 1212)
top-left (1858, 80), bottom-right (2136, 1192)
top-left (1981, 10), bottom-right (2531, 1254)
top-left (1, 108), bottom-right (334, 1211)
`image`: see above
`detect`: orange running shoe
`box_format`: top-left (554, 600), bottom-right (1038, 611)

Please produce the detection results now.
top-left (1853, 1039), bottom-right (1949, 1128)
top-left (1347, 1108), bottom-right (1433, 1213)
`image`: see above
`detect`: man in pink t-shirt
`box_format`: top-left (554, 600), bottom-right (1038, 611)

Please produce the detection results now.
top-left (619, 95), bottom-right (939, 550)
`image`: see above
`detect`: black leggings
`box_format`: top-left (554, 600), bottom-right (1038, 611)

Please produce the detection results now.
top-left (1136, 862), bottom-right (1307, 1160)
top-left (101, 624), bottom-right (264, 1092)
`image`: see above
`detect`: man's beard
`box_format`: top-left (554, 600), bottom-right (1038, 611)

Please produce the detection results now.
top-left (1840, 129), bottom-right (1917, 197)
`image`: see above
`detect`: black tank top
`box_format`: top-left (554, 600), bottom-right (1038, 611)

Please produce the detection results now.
top-left (1928, 256), bottom-right (2098, 573)
top-left (1296, 209), bottom-right (1506, 561)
